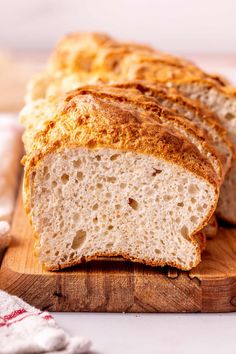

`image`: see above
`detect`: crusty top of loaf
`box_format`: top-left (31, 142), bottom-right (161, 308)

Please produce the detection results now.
top-left (46, 32), bottom-right (224, 84)
top-left (113, 81), bottom-right (234, 153)
top-left (21, 86), bottom-right (219, 190)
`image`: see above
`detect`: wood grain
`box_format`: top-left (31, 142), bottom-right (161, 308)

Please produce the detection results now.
top-left (1, 187), bottom-right (236, 312)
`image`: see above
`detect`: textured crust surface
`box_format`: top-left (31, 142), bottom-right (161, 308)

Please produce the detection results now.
top-left (21, 87), bottom-right (220, 271)
top-left (21, 87), bottom-right (219, 189)
top-left (64, 84), bottom-right (223, 182)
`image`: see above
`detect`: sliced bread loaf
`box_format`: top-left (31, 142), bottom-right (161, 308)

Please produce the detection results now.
top-left (20, 88), bottom-right (219, 270)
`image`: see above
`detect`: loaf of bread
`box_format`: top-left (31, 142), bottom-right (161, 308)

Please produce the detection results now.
top-left (22, 32), bottom-right (236, 271)
top-left (20, 86), bottom-right (219, 271)
top-left (25, 33), bottom-right (236, 224)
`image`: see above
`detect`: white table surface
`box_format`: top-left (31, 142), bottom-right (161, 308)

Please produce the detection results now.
top-left (54, 312), bottom-right (236, 354)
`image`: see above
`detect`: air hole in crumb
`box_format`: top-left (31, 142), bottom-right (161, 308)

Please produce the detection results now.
top-left (52, 181), bottom-right (57, 188)
top-left (191, 197), bottom-right (196, 204)
top-left (177, 202), bottom-right (184, 207)
top-left (42, 217), bottom-right (49, 224)
top-left (106, 242), bottom-right (114, 248)
top-left (110, 154), bottom-right (119, 161)
top-left (115, 204), bottom-right (121, 210)
top-left (73, 213), bottom-right (80, 222)
top-left (180, 225), bottom-right (189, 240)
top-left (107, 176), bottom-right (116, 183)
top-left (92, 203), bottom-right (98, 210)
top-left (225, 112), bottom-right (234, 120)
top-left (96, 183), bottom-right (103, 189)
top-left (128, 198), bottom-right (139, 210)
top-left (155, 249), bottom-right (161, 254)
top-left (108, 225), bottom-right (113, 230)
top-left (55, 251), bottom-right (59, 256)
top-left (73, 159), bottom-right (81, 168)
top-left (188, 184), bottom-right (198, 194)
top-left (77, 171), bottom-right (84, 180)
top-left (61, 173), bottom-right (69, 184)
top-left (152, 168), bottom-right (162, 176)
top-left (190, 215), bottom-right (198, 223)
top-left (72, 230), bottom-right (87, 250)
top-left (93, 217), bottom-right (98, 224)
top-left (120, 183), bottom-right (126, 189)
top-left (43, 166), bottom-right (48, 175)
top-left (164, 195), bottom-right (172, 201)
top-left (31, 171), bottom-right (36, 180)
top-left (95, 155), bottom-right (101, 161)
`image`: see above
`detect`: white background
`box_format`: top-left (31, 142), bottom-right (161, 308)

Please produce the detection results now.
top-left (0, 0), bottom-right (236, 53)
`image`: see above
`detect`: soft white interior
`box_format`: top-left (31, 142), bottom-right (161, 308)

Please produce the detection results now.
top-left (177, 83), bottom-right (236, 222)
top-left (29, 147), bottom-right (215, 270)
top-left (177, 83), bottom-right (236, 146)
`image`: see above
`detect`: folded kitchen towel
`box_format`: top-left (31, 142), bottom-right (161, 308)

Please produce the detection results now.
top-left (0, 290), bottom-right (92, 354)
top-left (0, 114), bottom-right (23, 250)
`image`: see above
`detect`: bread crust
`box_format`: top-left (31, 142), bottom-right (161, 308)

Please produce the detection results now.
top-left (22, 87), bottom-right (219, 189)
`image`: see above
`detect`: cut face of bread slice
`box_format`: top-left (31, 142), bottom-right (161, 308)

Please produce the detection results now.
top-left (27, 147), bottom-right (216, 271)
top-left (21, 89), bottom-right (219, 271)
top-left (168, 78), bottom-right (236, 223)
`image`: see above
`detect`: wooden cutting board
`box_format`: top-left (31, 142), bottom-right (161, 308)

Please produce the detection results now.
top-left (1, 186), bottom-right (236, 313)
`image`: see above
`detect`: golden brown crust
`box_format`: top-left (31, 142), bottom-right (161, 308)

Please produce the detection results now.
top-left (22, 87), bottom-right (219, 187)
top-left (47, 32), bottom-right (205, 79)
top-left (112, 81), bottom-right (234, 172)
top-left (31, 32), bottom-right (224, 100)
top-left (66, 84), bottom-right (223, 182)
top-left (203, 214), bottom-right (218, 239)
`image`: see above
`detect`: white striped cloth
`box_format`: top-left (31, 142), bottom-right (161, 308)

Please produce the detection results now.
top-left (0, 290), bottom-right (91, 354)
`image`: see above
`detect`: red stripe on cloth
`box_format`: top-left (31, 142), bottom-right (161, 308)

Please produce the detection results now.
top-left (7, 313), bottom-right (37, 327)
top-left (42, 315), bottom-right (53, 320)
top-left (3, 309), bottom-right (26, 321)
top-left (6, 312), bottom-right (53, 327)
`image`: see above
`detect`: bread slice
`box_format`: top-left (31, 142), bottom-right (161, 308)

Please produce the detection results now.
top-left (203, 214), bottom-right (218, 239)
top-left (21, 88), bottom-right (219, 271)
top-left (167, 78), bottom-right (236, 223)
top-left (72, 84), bottom-right (223, 183)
